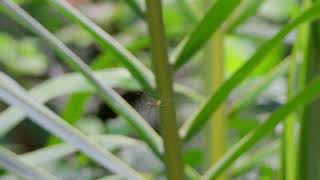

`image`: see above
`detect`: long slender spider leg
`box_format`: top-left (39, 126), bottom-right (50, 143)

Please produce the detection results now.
top-left (147, 105), bottom-right (152, 123)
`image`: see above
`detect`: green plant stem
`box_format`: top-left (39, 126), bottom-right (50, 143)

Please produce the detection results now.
top-left (282, 54), bottom-right (298, 180)
top-left (298, 1), bottom-right (320, 179)
top-left (204, 29), bottom-right (227, 179)
top-left (281, 7), bottom-right (305, 178)
top-left (145, 0), bottom-right (184, 179)
top-left (202, 0), bottom-right (227, 178)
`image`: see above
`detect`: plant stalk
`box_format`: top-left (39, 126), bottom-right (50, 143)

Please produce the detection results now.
top-left (298, 0), bottom-right (320, 179)
top-left (145, 0), bottom-right (184, 179)
top-left (202, 0), bottom-right (227, 177)
top-left (204, 29), bottom-right (227, 179)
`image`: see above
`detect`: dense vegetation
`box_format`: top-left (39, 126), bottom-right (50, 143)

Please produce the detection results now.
top-left (0, 0), bottom-right (320, 179)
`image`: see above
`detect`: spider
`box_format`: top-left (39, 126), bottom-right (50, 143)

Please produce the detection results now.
top-left (133, 92), bottom-right (167, 131)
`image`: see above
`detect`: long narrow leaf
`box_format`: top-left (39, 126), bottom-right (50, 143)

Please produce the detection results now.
top-left (228, 141), bottom-right (279, 177)
top-left (0, 146), bottom-right (58, 180)
top-left (0, 72), bottom-right (144, 180)
top-left (225, 0), bottom-right (265, 32)
top-left (0, 69), bottom-right (201, 137)
top-left (48, 0), bottom-right (153, 93)
top-left (173, 0), bottom-right (243, 69)
top-left (22, 135), bottom-right (145, 166)
top-left (228, 56), bottom-right (290, 116)
top-left (3, 135), bottom-right (148, 179)
top-left (176, 0), bottom-right (198, 24)
top-left (180, 3), bottom-right (320, 141)
top-left (123, 0), bottom-right (145, 19)
top-left (0, 69), bottom-right (137, 136)
top-left (0, 0), bottom-right (162, 156)
top-left (201, 77), bottom-right (320, 179)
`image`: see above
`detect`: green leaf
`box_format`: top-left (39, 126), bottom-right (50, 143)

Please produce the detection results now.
top-left (172, 0), bottom-right (243, 69)
top-left (0, 68), bottom-right (137, 136)
top-left (176, 0), bottom-right (198, 24)
top-left (0, 68), bottom-right (201, 137)
top-left (228, 141), bottom-right (279, 177)
top-left (226, 0), bottom-right (265, 32)
top-left (0, 146), bottom-right (58, 180)
top-left (0, 72), bottom-right (144, 180)
top-left (228, 56), bottom-right (290, 116)
top-left (180, 3), bottom-right (320, 141)
top-left (1, 0), bottom-right (162, 156)
top-left (201, 77), bottom-right (320, 179)
top-left (123, 0), bottom-right (145, 19)
top-left (47, 0), bottom-right (154, 93)
top-left (21, 135), bottom-right (146, 166)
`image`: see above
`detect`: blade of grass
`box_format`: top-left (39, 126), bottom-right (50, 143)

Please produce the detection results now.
top-left (0, 0), bottom-right (162, 156)
top-left (49, 93), bottom-right (90, 145)
top-left (0, 69), bottom-right (201, 137)
top-left (172, 0), bottom-right (243, 69)
top-left (228, 56), bottom-right (290, 117)
top-left (22, 135), bottom-right (146, 166)
top-left (0, 146), bottom-right (58, 180)
top-left (201, 77), bottom-right (320, 179)
top-left (123, 0), bottom-right (145, 19)
top-left (61, 93), bottom-right (90, 125)
top-left (0, 68), bottom-right (138, 136)
top-left (228, 140), bottom-right (279, 177)
top-left (47, 0), bottom-right (154, 93)
top-left (0, 72), bottom-right (145, 180)
top-left (180, 3), bottom-right (320, 142)
top-left (145, 0), bottom-right (184, 179)
top-left (176, 0), bottom-right (198, 24)
top-left (225, 0), bottom-right (265, 32)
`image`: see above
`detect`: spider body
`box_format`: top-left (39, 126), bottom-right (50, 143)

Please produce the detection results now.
top-left (146, 99), bottom-right (162, 108)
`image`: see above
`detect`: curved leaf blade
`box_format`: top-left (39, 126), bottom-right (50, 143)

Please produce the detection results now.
top-left (21, 135), bottom-right (145, 166)
top-left (48, 0), bottom-right (154, 92)
top-left (123, 0), bottom-right (145, 19)
top-left (228, 56), bottom-right (290, 116)
top-left (0, 72), bottom-right (144, 180)
top-left (201, 77), bottom-right (320, 179)
top-left (180, 3), bottom-right (320, 141)
top-left (173, 0), bottom-right (243, 69)
top-left (0, 69), bottom-right (201, 137)
top-left (0, 146), bottom-right (58, 180)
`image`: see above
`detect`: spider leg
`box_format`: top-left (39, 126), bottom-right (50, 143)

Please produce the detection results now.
top-left (147, 105), bottom-right (152, 122)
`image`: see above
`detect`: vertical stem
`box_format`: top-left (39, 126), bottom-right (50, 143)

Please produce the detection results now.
top-left (282, 40), bottom-right (299, 180)
top-left (145, 1), bottom-right (184, 179)
top-left (298, 0), bottom-right (320, 179)
top-left (203, 1), bottom-right (227, 179)
top-left (281, 3), bottom-right (301, 179)
top-left (205, 29), bottom-right (227, 169)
